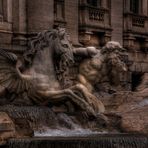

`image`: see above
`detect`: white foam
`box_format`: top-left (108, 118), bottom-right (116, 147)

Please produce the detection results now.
top-left (34, 128), bottom-right (107, 137)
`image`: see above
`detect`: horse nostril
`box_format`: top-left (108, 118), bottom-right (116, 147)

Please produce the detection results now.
top-left (123, 67), bottom-right (127, 71)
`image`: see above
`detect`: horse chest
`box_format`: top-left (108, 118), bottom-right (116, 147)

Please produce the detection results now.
top-left (29, 48), bottom-right (60, 90)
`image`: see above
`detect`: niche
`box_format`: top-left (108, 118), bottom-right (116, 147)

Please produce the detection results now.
top-left (131, 72), bottom-right (143, 91)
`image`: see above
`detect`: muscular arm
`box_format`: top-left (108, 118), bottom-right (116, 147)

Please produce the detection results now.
top-left (73, 47), bottom-right (98, 57)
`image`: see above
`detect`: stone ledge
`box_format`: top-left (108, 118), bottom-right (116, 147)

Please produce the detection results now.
top-left (0, 22), bottom-right (12, 32)
top-left (4, 134), bottom-right (148, 148)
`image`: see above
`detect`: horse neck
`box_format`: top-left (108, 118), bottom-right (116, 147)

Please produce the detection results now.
top-left (31, 47), bottom-right (60, 89)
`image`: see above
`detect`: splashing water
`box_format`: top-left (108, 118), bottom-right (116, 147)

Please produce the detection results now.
top-left (34, 127), bottom-right (107, 137)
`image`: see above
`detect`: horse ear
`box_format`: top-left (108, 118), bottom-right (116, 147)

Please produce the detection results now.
top-left (52, 33), bottom-right (58, 40)
top-left (101, 47), bottom-right (107, 54)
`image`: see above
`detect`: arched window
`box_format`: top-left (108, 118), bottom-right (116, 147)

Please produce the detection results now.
top-left (130, 0), bottom-right (139, 13)
top-left (87, 0), bottom-right (102, 7)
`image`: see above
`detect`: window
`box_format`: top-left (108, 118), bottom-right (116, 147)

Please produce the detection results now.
top-left (54, 0), bottom-right (65, 20)
top-left (130, 0), bottom-right (139, 13)
top-left (87, 0), bottom-right (101, 7)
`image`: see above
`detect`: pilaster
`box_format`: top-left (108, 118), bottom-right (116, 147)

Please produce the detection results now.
top-left (12, 0), bottom-right (27, 45)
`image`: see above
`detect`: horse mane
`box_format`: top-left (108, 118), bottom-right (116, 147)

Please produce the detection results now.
top-left (23, 28), bottom-right (75, 88)
top-left (23, 29), bottom-right (57, 65)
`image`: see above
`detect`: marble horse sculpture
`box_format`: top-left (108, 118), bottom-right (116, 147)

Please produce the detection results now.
top-left (0, 28), bottom-right (128, 118)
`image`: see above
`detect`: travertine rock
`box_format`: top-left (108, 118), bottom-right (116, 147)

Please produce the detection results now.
top-left (101, 89), bottom-right (148, 133)
top-left (120, 106), bottom-right (148, 133)
top-left (0, 112), bottom-right (15, 144)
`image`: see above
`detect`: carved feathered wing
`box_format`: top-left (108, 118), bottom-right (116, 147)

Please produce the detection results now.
top-left (0, 49), bottom-right (38, 104)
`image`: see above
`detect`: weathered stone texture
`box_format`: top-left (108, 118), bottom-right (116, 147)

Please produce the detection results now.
top-left (121, 106), bottom-right (148, 133)
top-left (111, 0), bottom-right (123, 45)
top-left (65, 0), bottom-right (79, 45)
top-left (101, 89), bottom-right (148, 133)
top-left (0, 112), bottom-right (15, 144)
top-left (27, 0), bottom-right (54, 33)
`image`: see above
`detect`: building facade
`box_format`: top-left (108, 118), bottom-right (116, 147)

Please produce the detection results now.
top-left (0, 0), bottom-right (148, 89)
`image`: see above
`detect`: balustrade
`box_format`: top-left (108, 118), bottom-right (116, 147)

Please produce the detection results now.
top-left (124, 13), bottom-right (148, 34)
top-left (79, 5), bottom-right (110, 30)
top-left (89, 7), bottom-right (105, 21)
top-left (132, 16), bottom-right (145, 27)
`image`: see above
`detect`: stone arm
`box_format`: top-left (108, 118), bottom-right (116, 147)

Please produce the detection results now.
top-left (73, 47), bottom-right (98, 57)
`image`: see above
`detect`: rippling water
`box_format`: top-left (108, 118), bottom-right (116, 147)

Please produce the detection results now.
top-left (34, 128), bottom-right (107, 137)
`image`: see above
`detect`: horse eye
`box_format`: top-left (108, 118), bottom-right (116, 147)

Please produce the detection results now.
top-left (115, 50), bottom-right (119, 54)
top-left (62, 44), bottom-right (68, 48)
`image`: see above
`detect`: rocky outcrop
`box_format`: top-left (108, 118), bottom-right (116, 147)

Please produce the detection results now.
top-left (0, 112), bottom-right (15, 144)
top-left (101, 88), bottom-right (148, 134)
top-left (121, 106), bottom-right (148, 133)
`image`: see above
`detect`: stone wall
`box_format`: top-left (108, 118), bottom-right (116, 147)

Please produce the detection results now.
top-left (0, 0), bottom-right (147, 75)
top-left (65, 0), bottom-right (79, 45)
top-left (111, 0), bottom-right (123, 45)
top-left (0, 0), bottom-right (12, 49)
top-left (27, 0), bottom-right (54, 34)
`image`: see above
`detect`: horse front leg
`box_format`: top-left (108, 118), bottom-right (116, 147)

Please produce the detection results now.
top-left (69, 84), bottom-right (105, 113)
top-left (37, 89), bottom-right (96, 117)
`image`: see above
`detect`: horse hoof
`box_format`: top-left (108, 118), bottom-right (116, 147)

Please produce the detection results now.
top-left (96, 113), bottom-right (109, 127)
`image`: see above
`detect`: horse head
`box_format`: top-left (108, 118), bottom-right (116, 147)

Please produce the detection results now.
top-left (21, 28), bottom-right (75, 89)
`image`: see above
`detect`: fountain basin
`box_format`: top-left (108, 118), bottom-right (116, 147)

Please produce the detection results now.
top-left (4, 134), bottom-right (148, 148)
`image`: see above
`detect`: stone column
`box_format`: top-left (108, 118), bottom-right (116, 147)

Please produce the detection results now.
top-left (0, 0), bottom-right (3, 15)
top-left (2, 0), bottom-right (8, 21)
top-left (65, 0), bottom-right (79, 45)
top-left (27, 0), bottom-right (54, 34)
top-left (12, 0), bottom-right (27, 45)
top-left (142, 0), bottom-right (148, 15)
top-left (124, 0), bottom-right (130, 13)
top-left (111, 0), bottom-right (123, 45)
top-left (2, 0), bottom-right (13, 22)
top-left (7, 0), bottom-right (12, 23)
top-left (101, 0), bottom-right (107, 8)
top-left (0, 0), bottom-right (13, 49)
top-left (19, 0), bottom-right (26, 34)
